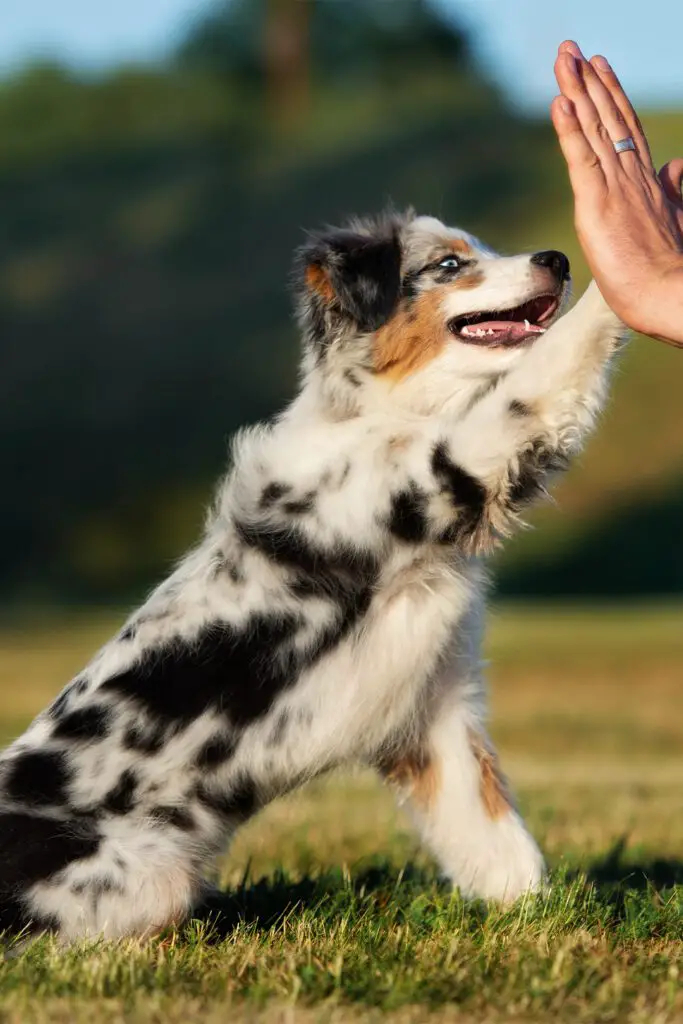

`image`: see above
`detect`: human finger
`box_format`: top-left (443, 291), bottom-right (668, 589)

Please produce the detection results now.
top-left (577, 56), bottom-right (645, 175)
top-left (550, 94), bottom-right (607, 198)
top-left (658, 159), bottom-right (683, 205)
top-left (589, 55), bottom-right (655, 170)
top-left (557, 39), bottom-right (585, 59)
top-left (554, 53), bottom-right (621, 171)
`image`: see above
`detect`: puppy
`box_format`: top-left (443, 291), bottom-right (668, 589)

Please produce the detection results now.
top-left (0, 212), bottom-right (623, 941)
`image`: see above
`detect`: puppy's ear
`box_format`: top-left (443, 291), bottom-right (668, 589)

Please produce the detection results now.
top-left (295, 226), bottom-right (402, 345)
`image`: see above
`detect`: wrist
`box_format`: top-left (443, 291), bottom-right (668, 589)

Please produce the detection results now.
top-left (616, 263), bottom-right (683, 345)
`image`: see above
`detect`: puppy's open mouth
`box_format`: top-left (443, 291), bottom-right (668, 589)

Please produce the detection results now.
top-left (449, 293), bottom-right (559, 347)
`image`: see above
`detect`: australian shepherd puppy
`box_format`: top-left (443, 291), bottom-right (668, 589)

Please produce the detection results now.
top-left (0, 212), bottom-right (624, 941)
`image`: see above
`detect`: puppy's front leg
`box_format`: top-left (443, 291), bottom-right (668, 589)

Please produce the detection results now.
top-left (419, 283), bottom-right (625, 548)
top-left (380, 690), bottom-right (545, 903)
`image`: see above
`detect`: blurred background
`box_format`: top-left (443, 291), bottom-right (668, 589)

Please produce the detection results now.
top-left (2, 0), bottom-right (683, 609)
top-left (1, 0), bottom-right (683, 892)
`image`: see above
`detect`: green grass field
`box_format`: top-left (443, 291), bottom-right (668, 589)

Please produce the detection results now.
top-left (0, 606), bottom-right (681, 1023)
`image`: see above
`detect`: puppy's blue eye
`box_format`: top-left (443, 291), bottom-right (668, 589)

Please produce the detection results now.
top-left (439, 257), bottom-right (460, 269)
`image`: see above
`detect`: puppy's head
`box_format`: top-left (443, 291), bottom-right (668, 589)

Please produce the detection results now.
top-left (295, 212), bottom-right (571, 414)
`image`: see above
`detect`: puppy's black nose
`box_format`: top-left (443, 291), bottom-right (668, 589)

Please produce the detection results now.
top-left (531, 250), bottom-right (570, 280)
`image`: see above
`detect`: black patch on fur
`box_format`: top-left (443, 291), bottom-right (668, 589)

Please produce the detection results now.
top-left (509, 399), bottom-right (532, 418)
top-left (119, 624), bottom-right (137, 642)
top-left (237, 519), bottom-right (377, 597)
top-left (102, 769), bottom-right (137, 815)
top-left (431, 441), bottom-right (487, 540)
top-left (0, 812), bottom-right (100, 934)
top-left (122, 723), bottom-right (166, 756)
top-left (508, 440), bottom-right (570, 509)
top-left (5, 751), bottom-right (71, 808)
top-left (104, 529), bottom-right (377, 731)
top-left (400, 271), bottom-right (420, 301)
top-left (283, 493), bottom-right (315, 515)
top-left (308, 299), bottom-right (327, 351)
top-left (102, 615), bottom-right (303, 728)
top-left (259, 482), bottom-right (291, 509)
top-left (195, 776), bottom-right (257, 821)
top-left (150, 805), bottom-right (195, 831)
top-left (195, 734), bottom-right (237, 770)
top-left (237, 519), bottom-right (313, 569)
top-left (343, 369), bottom-right (361, 388)
top-left (388, 485), bottom-right (428, 543)
top-left (248, 521), bottom-right (379, 646)
top-left (53, 705), bottom-right (112, 743)
top-left (297, 222), bottom-right (403, 343)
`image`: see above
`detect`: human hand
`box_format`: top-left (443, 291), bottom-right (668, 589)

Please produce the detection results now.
top-left (551, 40), bottom-right (683, 348)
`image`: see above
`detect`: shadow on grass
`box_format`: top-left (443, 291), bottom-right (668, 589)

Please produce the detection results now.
top-left (191, 862), bottom-right (443, 940)
top-left (584, 836), bottom-right (683, 891)
top-left (189, 844), bottom-right (683, 941)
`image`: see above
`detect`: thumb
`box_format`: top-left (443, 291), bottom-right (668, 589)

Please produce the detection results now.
top-left (658, 159), bottom-right (683, 205)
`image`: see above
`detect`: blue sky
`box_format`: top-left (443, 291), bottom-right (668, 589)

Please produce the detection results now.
top-left (3, 0), bottom-right (683, 113)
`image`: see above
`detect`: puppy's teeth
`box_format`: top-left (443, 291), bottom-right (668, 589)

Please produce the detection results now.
top-left (487, 329), bottom-right (494, 335)
top-left (524, 319), bottom-right (531, 330)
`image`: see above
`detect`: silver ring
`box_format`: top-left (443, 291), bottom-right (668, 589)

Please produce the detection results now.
top-left (613, 137), bottom-right (636, 155)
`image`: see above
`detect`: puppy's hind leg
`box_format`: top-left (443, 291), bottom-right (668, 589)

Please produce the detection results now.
top-left (379, 692), bottom-right (545, 904)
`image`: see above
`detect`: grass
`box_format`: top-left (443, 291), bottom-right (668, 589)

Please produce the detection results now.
top-left (0, 605), bottom-right (682, 1022)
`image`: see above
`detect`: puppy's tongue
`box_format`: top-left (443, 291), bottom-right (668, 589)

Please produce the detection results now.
top-left (460, 320), bottom-right (545, 344)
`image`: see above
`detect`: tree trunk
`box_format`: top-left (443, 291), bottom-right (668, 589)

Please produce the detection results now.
top-left (264, 0), bottom-right (311, 128)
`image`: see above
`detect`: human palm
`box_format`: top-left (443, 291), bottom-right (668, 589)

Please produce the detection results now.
top-left (551, 40), bottom-right (683, 347)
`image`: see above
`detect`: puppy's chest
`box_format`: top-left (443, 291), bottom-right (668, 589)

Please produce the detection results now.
top-left (361, 548), bottom-right (476, 668)
top-left (291, 549), bottom-right (478, 751)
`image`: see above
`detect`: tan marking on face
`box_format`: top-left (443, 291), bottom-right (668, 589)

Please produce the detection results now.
top-left (374, 290), bottom-right (448, 380)
top-left (452, 269), bottom-right (484, 290)
top-left (468, 729), bottom-right (510, 820)
top-left (305, 264), bottom-right (335, 302)
top-left (448, 237), bottom-right (473, 255)
top-left (379, 749), bottom-right (440, 810)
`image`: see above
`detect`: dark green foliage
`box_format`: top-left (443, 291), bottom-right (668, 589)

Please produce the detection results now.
top-left (500, 482), bottom-right (683, 598)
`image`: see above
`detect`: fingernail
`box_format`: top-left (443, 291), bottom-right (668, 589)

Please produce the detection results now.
top-left (594, 55), bottom-right (611, 72)
top-left (559, 97), bottom-right (573, 116)
top-left (565, 40), bottom-right (585, 60)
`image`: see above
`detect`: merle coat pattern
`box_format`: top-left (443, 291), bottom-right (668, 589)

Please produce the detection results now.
top-left (0, 212), bottom-right (624, 941)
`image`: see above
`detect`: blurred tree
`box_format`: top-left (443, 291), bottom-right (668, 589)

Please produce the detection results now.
top-left (264, 0), bottom-right (311, 126)
top-left (177, 0), bottom-right (470, 123)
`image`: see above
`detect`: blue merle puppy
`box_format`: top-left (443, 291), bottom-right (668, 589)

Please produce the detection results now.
top-left (0, 212), bottom-right (624, 941)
